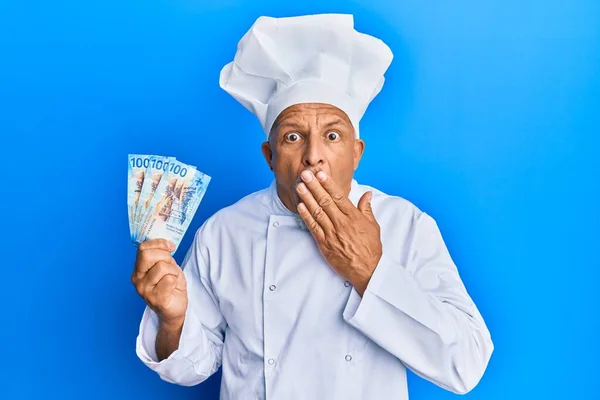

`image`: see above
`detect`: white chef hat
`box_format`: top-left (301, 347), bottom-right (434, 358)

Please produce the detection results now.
top-left (219, 13), bottom-right (393, 139)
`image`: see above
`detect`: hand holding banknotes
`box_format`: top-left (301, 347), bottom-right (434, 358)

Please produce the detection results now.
top-left (128, 154), bottom-right (210, 359)
top-left (131, 239), bottom-right (188, 328)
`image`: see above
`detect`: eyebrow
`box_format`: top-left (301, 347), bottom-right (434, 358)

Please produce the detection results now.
top-left (277, 122), bottom-right (303, 131)
top-left (277, 118), bottom-right (347, 131)
top-left (322, 118), bottom-right (347, 128)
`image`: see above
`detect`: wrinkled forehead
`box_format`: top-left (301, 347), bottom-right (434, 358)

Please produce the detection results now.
top-left (270, 103), bottom-right (355, 137)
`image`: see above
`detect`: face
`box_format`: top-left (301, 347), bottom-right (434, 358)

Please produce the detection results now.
top-left (261, 103), bottom-right (365, 213)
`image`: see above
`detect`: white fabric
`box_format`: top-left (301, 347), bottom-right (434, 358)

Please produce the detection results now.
top-left (219, 14), bottom-right (394, 138)
top-left (135, 180), bottom-right (494, 399)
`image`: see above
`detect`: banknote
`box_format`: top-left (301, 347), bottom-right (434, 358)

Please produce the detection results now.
top-left (132, 155), bottom-right (174, 242)
top-left (136, 159), bottom-right (211, 252)
top-left (127, 154), bottom-right (154, 241)
top-left (134, 158), bottom-right (188, 242)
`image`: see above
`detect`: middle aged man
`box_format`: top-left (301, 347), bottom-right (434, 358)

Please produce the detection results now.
top-left (132, 13), bottom-right (494, 399)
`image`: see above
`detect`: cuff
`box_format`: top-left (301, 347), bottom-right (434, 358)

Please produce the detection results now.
top-left (343, 253), bottom-right (432, 329)
top-left (342, 253), bottom-right (393, 323)
top-left (135, 304), bottom-right (204, 368)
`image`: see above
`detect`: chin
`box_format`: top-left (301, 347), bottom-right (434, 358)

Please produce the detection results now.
top-left (290, 187), bottom-right (302, 213)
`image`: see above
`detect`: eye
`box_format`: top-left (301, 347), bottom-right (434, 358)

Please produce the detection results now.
top-left (285, 132), bottom-right (301, 142)
top-left (327, 131), bottom-right (340, 141)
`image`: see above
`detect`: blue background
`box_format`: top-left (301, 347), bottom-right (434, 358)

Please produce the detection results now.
top-left (1, 0), bottom-right (598, 399)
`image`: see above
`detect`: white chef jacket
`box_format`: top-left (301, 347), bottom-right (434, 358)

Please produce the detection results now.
top-left (136, 179), bottom-right (494, 399)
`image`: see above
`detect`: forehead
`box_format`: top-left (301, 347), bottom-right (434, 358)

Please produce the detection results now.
top-left (274, 103), bottom-right (352, 127)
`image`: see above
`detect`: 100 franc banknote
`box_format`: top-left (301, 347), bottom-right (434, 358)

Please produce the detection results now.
top-left (135, 159), bottom-right (211, 253)
top-left (127, 154), bottom-right (154, 241)
top-left (132, 155), bottom-right (173, 242)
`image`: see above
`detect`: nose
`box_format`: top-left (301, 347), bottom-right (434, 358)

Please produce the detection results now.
top-left (302, 136), bottom-right (325, 168)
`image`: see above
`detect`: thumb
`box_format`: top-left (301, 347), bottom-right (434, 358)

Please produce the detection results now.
top-left (175, 267), bottom-right (187, 292)
top-left (358, 191), bottom-right (374, 218)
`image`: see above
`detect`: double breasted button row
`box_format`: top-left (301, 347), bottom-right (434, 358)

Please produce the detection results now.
top-left (269, 282), bottom-right (348, 291)
top-left (267, 355), bottom-right (350, 366)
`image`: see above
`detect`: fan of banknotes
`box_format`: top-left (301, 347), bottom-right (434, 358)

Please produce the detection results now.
top-left (127, 154), bottom-right (211, 253)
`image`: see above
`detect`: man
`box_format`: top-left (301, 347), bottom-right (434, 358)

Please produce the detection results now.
top-left (132, 14), bottom-right (494, 399)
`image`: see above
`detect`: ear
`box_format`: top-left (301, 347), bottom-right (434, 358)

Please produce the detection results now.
top-left (353, 139), bottom-right (365, 170)
top-left (261, 141), bottom-right (274, 171)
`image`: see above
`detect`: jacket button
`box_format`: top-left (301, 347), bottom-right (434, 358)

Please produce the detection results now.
top-left (345, 355), bottom-right (352, 361)
top-left (268, 358), bottom-right (275, 365)
top-left (273, 221), bottom-right (279, 227)
top-left (344, 281), bottom-right (351, 287)
top-left (269, 285), bottom-right (276, 291)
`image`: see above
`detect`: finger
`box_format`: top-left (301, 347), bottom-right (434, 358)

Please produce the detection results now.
top-left (357, 191), bottom-right (376, 221)
top-left (296, 181), bottom-right (334, 234)
top-left (150, 274), bottom-right (179, 306)
top-left (138, 239), bottom-right (175, 253)
top-left (298, 170), bottom-right (346, 223)
top-left (140, 261), bottom-right (180, 293)
top-left (134, 248), bottom-right (176, 279)
top-left (297, 202), bottom-right (326, 242)
top-left (313, 170), bottom-right (356, 215)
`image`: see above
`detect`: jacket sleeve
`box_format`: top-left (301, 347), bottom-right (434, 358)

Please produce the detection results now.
top-left (135, 228), bottom-right (227, 386)
top-left (342, 211), bottom-right (494, 394)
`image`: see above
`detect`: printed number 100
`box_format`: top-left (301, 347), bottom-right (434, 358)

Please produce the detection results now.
top-left (130, 157), bottom-right (150, 169)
